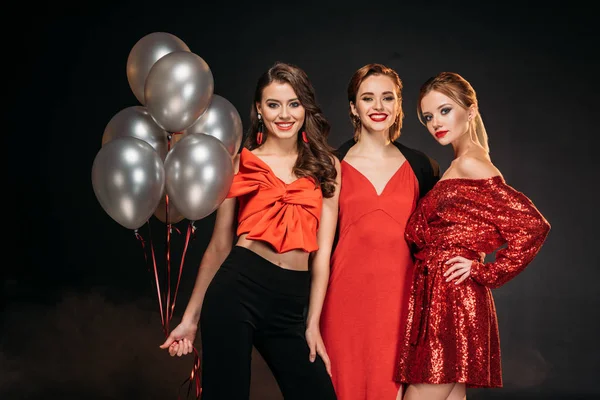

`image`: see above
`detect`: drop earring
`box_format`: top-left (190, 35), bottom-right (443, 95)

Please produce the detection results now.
top-left (257, 113), bottom-right (264, 145)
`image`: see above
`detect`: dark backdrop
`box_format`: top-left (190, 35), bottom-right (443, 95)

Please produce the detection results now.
top-left (3, 1), bottom-right (598, 399)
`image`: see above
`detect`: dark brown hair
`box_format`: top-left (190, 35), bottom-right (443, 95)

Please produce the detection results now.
top-left (347, 63), bottom-right (404, 142)
top-left (244, 61), bottom-right (337, 197)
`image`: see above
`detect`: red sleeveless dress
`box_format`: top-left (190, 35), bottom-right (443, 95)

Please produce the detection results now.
top-left (321, 160), bottom-right (418, 399)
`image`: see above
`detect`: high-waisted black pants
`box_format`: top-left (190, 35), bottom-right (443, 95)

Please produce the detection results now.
top-left (200, 246), bottom-right (337, 399)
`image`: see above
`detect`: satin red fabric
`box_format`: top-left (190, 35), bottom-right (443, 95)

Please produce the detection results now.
top-left (227, 148), bottom-right (323, 253)
top-left (322, 160), bottom-right (418, 399)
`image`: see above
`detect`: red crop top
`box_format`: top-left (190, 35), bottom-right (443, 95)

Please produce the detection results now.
top-left (227, 148), bottom-right (323, 253)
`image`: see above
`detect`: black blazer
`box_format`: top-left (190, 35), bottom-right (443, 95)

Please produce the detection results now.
top-left (334, 138), bottom-right (441, 199)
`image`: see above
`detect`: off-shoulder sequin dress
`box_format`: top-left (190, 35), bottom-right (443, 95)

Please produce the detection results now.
top-left (396, 176), bottom-right (550, 388)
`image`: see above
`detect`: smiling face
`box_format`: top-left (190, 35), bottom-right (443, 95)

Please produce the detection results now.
top-left (350, 74), bottom-right (401, 134)
top-left (256, 81), bottom-right (305, 141)
top-left (420, 89), bottom-right (474, 146)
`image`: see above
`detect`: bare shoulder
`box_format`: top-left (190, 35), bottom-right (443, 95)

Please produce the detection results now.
top-left (331, 154), bottom-right (342, 188)
top-left (326, 154), bottom-right (342, 199)
top-left (454, 155), bottom-right (502, 179)
top-left (332, 154), bottom-right (341, 173)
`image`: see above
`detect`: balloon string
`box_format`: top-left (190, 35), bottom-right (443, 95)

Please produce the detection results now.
top-left (168, 131), bottom-right (183, 151)
top-left (165, 196), bottom-right (172, 334)
top-left (169, 221), bottom-right (194, 324)
top-left (164, 130), bottom-right (183, 331)
top-left (143, 222), bottom-right (201, 398)
top-left (134, 229), bottom-right (147, 259)
top-left (171, 220), bottom-right (201, 398)
top-left (178, 347), bottom-right (202, 400)
top-left (146, 221), bottom-right (167, 336)
top-left (135, 226), bottom-right (154, 291)
top-left (135, 223), bottom-right (167, 336)
top-left (164, 133), bottom-right (174, 332)
top-left (166, 132), bottom-right (201, 397)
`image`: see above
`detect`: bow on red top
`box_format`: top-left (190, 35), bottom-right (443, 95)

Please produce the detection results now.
top-left (227, 148), bottom-right (323, 253)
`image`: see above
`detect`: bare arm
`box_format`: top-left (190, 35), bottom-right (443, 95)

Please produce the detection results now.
top-left (307, 157), bottom-right (341, 329)
top-left (160, 155), bottom-right (239, 354)
top-left (180, 197), bottom-right (237, 324)
top-left (303, 157), bottom-right (341, 374)
top-left (180, 154), bottom-right (240, 325)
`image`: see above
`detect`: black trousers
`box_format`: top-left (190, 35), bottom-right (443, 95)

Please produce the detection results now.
top-left (200, 246), bottom-right (337, 400)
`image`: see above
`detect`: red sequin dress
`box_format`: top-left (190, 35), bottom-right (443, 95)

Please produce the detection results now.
top-left (396, 176), bottom-right (550, 388)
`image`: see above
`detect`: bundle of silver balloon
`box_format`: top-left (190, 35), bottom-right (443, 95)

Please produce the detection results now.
top-left (91, 32), bottom-right (243, 399)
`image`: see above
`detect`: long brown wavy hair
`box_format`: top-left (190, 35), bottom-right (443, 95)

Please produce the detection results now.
top-left (347, 63), bottom-right (404, 142)
top-left (244, 61), bottom-right (337, 198)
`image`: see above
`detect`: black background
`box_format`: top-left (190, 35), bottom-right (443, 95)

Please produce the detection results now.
top-left (3, 1), bottom-right (598, 399)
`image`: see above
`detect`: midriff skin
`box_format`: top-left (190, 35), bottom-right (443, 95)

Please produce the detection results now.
top-left (236, 233), bottom-right (309, 271)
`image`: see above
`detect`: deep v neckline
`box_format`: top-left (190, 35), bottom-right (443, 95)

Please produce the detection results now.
top-left (343, 160), bottom-right (408, 197)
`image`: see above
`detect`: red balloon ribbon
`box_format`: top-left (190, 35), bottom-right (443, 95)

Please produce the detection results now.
top-left (179, 347), bottom-right (202, 400)
top-left (134, 221), bottom-right (202, 398)
top-left (165, 132), bottom-right (202, 398)
top-left (135, 225), bottom-right (166, 335)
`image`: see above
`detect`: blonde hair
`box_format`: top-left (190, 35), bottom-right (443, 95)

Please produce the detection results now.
top-left (417, 72), bottom-right (489, 152)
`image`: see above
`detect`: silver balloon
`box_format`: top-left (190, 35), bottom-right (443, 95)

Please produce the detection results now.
top-left (101, 106), bottom-right (169, 160)
top-left (126, 32), bottom-right (190, 105)
top-left (145, 51), bottom-right (214, 133)
top-left (182, 94), bottom-right (243, 156)
top-left (164, 133), bottom-right (234, 221)
top-left (92, 137), bottom-right (165, 230)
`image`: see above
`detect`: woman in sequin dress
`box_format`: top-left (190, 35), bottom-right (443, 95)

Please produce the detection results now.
top-left (397, 72), bottom-right (551, 400)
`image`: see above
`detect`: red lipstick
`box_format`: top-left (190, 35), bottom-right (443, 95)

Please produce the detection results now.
top-left (369, 113), bottom-right (388, 122)
top-left (275, 122), bottom-right (294, 131)
top-left (435, 130), bottom-right (448, 139)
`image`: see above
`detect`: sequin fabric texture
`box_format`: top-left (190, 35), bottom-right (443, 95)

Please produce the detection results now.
top-left (396, 176), bottom-right (550, 388)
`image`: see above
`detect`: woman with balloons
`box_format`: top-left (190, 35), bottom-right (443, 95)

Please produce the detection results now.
top-left (160, 61), bottom-right (340, 399)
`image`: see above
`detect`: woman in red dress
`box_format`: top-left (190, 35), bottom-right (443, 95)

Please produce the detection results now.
top-left (397, 72), bottom-right (551, 400)
top-left (321, 64), bottom-right (439, 400)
